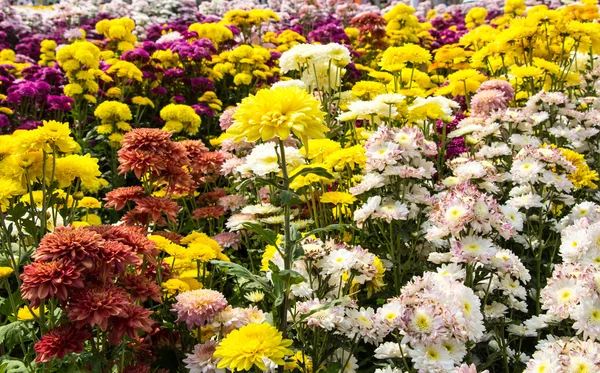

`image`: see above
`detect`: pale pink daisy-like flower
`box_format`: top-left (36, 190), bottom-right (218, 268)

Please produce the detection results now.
top-left (172, 289), bottom-right (228, 329)
top-left (217, 194), bottom-right (248, 212)
top-left (372, 199), bottom-right (409, 223)
top-left (212, 232), bottom-right (241, 250)
top-left (225, 213), bottom-right (258, 231)
top-left (524, 338), bottom-right (600, 373)
top-left (221, 157), bottom-right (247, 177)
top-left (453, 363), bottom-right (489, 373)
top-left (183, 341), bottom-right (224, 373)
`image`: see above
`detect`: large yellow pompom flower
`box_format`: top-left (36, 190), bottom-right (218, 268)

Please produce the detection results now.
top-left (214, 323), bottom-right (293, 371)
top-left (227, 86), bottom-right (327, 144)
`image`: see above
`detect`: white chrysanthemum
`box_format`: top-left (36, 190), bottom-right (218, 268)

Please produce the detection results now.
top-left (345, 100), bottom-right (397, 121)
top-left (301, 62), bottom-right (345, 91)
top-left (242, 143), bottom-right (304, 177)
top-left (409, 343), bottom-right (454, 373)
top-left (374, 93), bottom-right (406, 105)
top-left (453, 161), bottom-right (486, 180)
top-left (271, 79), bottom-right (307, 90)
top-left (156, 31), bottom-right (182, 43)
top-left (350, 173), bottom-right (387, 196)
top-left (373, 199), bottom-right (409, 223)
top-left (572, 298), bottom-right (600, 341)
top-left (319, 249), bottom-right (357, 278)
top-left (511, 157), bottom-right (544, 182)
top-left (500, 205), bottom-right (524, 231)
top-left (374, 342), bottom-right (404, 359)
top-left (241, 203), bottom-right (282, 215)
top-left (354, 196), bottom-right (382, 227)
top-left (374, 366), bottom-right (404, 373)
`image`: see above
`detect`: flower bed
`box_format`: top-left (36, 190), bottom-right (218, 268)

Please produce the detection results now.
top-left (1, 0), bottom-right (600, 372)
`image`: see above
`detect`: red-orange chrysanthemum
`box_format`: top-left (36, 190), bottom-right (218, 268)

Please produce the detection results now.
top-left (34, 323), bottom-right (91, 363)
top-left (33, 226), bottom-right (104, 270)
top-left (119, 273), bottom-right (162, 303)
top-left (21, 260), bottom-right (85, 306)
top-left (192, 206), bottom-right (226, 220)
top-left (133, 196), bottom-right (180, 223)
top-left (105, 186), bottom-right (145, 210)
top-left (67, 285), bottom-right (130, 330)
top-left (108, 304), bottom-right (155, 345)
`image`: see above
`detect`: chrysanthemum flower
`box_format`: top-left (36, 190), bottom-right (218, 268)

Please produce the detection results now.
top-left (227, 86), bottom-right (327, 144)
top-left (0, 266), bottom-right (13, 279)
top-left (33, 226), bottom-right (104, 269)
top-left (320, 191), bottom-right (357, 206)
top-left (105, 186), bottom-right (145, 210)
top-left (21, 260), bottom-right (85, 306)
top-left (184, 341), bottom-right (224, 373)
top-left (67, 285), bottom-right (130, 330)
top-left (172, 289), bottom-right (228, 329)
top-left (34, 324), bottom-right (91, 363)
top-left (108, 304), bottom-right (155, 345)
top-left (214, 323), bottom-right (293, 371)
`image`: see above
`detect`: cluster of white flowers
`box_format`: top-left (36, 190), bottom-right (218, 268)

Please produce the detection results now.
top-left (279, 43), bottom-right (352, 91)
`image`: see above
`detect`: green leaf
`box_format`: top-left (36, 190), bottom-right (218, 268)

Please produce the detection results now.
top-left (0, 322), bottom-right (25, 350)
top-left (242, 223), bottom-right (279, 247)
top-left (0, 357), bottom-right (29, 373)
top-left (275, 269), bottom-right (306, 285)
top-left (278, 190), bottom-right (302, 206)
top-left (211, 260), bottom-right (270, 290)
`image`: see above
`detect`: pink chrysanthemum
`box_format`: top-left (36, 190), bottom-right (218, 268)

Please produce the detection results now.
top-left (477, 79), bottom-right (514, 101)
top-left (470, 89), bottom-right (507, 117)
top-left (172, 289), bottom-right (228, 329)
top-left (183, 341), bottom-right (224, 373)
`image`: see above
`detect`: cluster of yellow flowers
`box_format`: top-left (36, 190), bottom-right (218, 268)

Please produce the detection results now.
top-left (160, 104), bottom-right (201, 135)
top-left (222, 9), bottom-right (280, 29)
top-left (0, 120), bottom-right (105, 211)
top-left (384, 4), bottom-right (431, 45)
top-left (188, 22), bottom-right (234, 47)
top-left (95, 17), bottom-right (138, 53)
top-left (94, 100), bottom-right (133, 146)
top-left (38, 39), bottom-right (57, 67)
top-left (150, 232), bottom-right (229, 295)
top-left (56, 41), bottom-right (110, 102)
top-left (263, 30), bottom-right (306, 53)
top-left (212, 44), bottom-right (277, 86)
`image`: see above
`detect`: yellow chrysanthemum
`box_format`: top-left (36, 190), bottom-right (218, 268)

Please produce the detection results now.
top-left (320, 191), bottom-right (357, 206)
top-left (37, 120), bottom-right (79, 154)
top-left (214, 323), bottom-right (293, 371)
top-left (160, 104), bottom-right (201, 135)
top-left (228, 86), bottom-right (327, 144)
top-left (77, 197), bottom-right (102, 209)
top-left (0, 179), bottom-right (25, 211)
top-left (261, 245), bottom-right (278, 271)
top-left (0, 266), bottom-right (14, 279)
top-left (560, 148), bottom-right (599, 189)
top-left (16, 306), bottom-right (40, 320)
